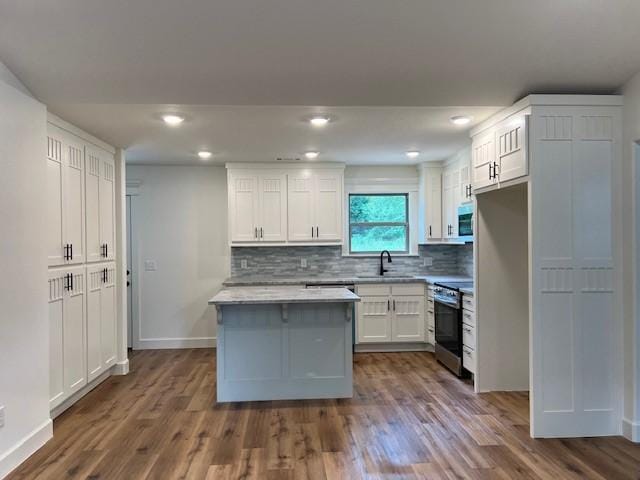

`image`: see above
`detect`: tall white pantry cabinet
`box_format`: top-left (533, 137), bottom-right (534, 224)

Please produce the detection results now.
top-left (46, 118), bottom-right (118, 412)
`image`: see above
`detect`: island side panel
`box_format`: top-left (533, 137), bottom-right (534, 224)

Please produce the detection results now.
top-left (217, 303), bottom-right (353, 402)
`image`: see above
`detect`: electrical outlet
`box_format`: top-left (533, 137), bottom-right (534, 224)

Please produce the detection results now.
top-left (423, 257), bottom-right (433, 267)
top-left (301, 258), bottom-right (307, 268)
top-left (240, 259), bottom-right (248, 269)
top-left (0, 405), bottom-right (5, 428)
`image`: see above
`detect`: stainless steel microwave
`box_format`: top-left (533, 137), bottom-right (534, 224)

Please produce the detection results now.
top-left (457, 204), bottom-right (473, 242)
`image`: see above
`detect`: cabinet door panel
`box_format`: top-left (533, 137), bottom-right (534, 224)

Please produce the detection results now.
top-left (258, 174), bottom-right (287, 242)
top-left (48, 271), bottom-right (65, 408)
top-left (86, 266), bottom-right (103, 381)
top-left (315, 171), bottom-right (342, 241)
top-left (426, 169), bottom-right (442, 239)
top-left (229, 174), bottom-right (258, 242)
top-left (64, 134), bottom-right (85, 264)
top-left (356, 297), bottom-right (392, 343)
top-left (64, 268), bottom-right (87, 395)
top-left (85, 147), bottom-right (102, 263)
top-left (287, 173), bottom-right (315, 241)
top-left (101, 265), bottom-right (117, 368)
top-left (99, 154), bottom-right (116, 260)
top-left (392, 295), bottom-right (425, 342)
top-left (497, 114), bottom-right (528, 183)
top-left (47, 130), bottom-right (65, 267)
top-left (472, 130), bottom-right (497, 190)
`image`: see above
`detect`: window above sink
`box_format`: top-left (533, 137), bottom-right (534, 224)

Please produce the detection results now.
top-left (349, 193), bottom-right (409, 254)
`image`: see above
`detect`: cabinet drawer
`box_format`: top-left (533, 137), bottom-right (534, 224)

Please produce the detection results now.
top-left (462, 294), bottom-right (474, 312)
top-left (462, 346), bottom-right (476, 374)
top-left (462, 309), bottom-right (475, 328)
top-left (391, 283), bottom-right (424, 296)
top-left (356, 285), bottom-right (391, 297)
top-left (462, 323), bottom-right (475, 349)
top-left (427, 326), bottom-right (435, 344)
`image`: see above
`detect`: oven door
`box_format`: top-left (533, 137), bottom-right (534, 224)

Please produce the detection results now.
top-left (434, 299), bottom-right (462, 358)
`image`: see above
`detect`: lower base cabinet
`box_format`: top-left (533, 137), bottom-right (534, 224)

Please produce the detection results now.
top-left (87, 262), bottom-right (117, 382)
top-left (49, 263), bottom-right (118, 410)
top-left (356, 284), bottom-right (425, 344)
top-left (48, 266), bottom-right (87, 410)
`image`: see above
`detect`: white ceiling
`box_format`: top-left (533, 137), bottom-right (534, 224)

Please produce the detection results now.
top-left (48, 104), bottom-right (500, 165)
top-left (2, 0), bottom-right (639, 164)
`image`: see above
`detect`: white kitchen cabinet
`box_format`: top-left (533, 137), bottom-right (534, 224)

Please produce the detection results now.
top-left (471, 112), bottom-right (529, 192)
top-left (85, 144), bottom-right (116, 263)
top-left (228, 172), bottom-right (287, 243)
top-left (472, 129), bottom-right (497, 191)
top-left (47, 124), bottom-right (86, 266)
top-left (86, 263), bottom-right (117, 382)
top-left (356, 284), bottom-right (425, 345)
top-left (391, 295), bottom-right (425, 342)
top-left (418, 165), bottom-right (443, 241)
top-left (48, 266), bottom-right (87, 410)
top-left (287, 169), bottom-right (342, 242)
top-left (495, 112), bottom-right (528, 183)
top-left (426, 285), bottom-right (435, 345)
top-left (442, 165), bottom-right (460, 239)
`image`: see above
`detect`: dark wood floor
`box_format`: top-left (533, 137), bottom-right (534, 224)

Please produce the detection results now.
top-left (8, 349), bottom-right (640, 479)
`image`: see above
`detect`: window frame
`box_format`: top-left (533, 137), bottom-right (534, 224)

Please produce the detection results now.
top-left (348, 193), bottom-right (410, 254)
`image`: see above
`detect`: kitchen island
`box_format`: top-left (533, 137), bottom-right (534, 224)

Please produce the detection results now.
top-left (208, 286), bottom-right (360, 402)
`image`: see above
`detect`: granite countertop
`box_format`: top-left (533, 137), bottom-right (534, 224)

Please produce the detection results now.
top-left (223, 274), bottom-right (473, 287)
top-left (208, 286), bottom-right (361, 306)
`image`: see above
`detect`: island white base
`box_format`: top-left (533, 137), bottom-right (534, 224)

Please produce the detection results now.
top-left (216, 303), bottom-right (353, 402)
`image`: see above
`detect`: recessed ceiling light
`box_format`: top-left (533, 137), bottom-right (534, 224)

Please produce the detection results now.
top-left (406, 150), bottom-right (420, 159)
top-left (197, 151), bottom-right (212, 159)
top-left (305, 151), bottom-right (319, 160)
top-left (450, 115), bottom-right (472, 126)
top-left (309, 116), bottom-right (330, 127)
top-left (162, 114), bottom-right (185, 126)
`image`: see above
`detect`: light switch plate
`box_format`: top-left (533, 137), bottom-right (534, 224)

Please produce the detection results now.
top-left (144, 260), bottom-right (157, 271)
top-left (423, 257), bottom-right (433, 267)
top-left (0, 405), bottom-right (5, 428)
top-left (240, 259), bottom-right (248, 269)
top-left (300, 258), bottom-right (307, 268)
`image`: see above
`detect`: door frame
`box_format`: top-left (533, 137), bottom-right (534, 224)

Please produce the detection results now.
top-left (126, 181), bottom-right (141, 350)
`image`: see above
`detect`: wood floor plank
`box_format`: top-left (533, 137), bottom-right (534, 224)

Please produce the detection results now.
top-left (7, 349), bottom-right (640, 480)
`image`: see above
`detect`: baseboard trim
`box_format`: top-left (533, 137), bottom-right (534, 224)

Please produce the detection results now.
top-left (623, 417), bottom-right (640, 442)
top-left (0, 418), bottom-right (53, 479)
top-left (50, 368), bottom-right (115, 419)
top-left (355, 342), bottom-right (434, 353)
top-left (113, 359), bottom-right (129, 375)
top-left (136, 337), bottom-right (216, 349)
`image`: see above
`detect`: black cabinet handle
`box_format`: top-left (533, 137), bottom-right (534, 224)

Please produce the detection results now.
top-left (255, 227), bottom-right (258, 239)
top-left (64, 273), bottom-right (70, 291)
top-left (387, 299), bottom-right (390, 311)
top-left (70, 244), bottom-right (73, 260)
top-left (493, 162), bottom-right (499, 180)
top-left (102, 268), bottom-right (108, 283)
top-left (429, 225), bottom-right (432, 237)
top-left (311, 227), bottom-right (314, 238)
top-left (105, 243), bottom-right (107, 258)
top-left (489, 163), bottom-right (493, 179)
top-left (260, 227), bottom-right (263, 239)
top-left (316, 226), bottom-right (319, 238)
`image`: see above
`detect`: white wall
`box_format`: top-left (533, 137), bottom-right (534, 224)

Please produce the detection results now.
top-left (126, 165), bottom-right (229, 349)
top-left (0, 65), bottom-right (50, 478)
top-left (622, 71), bottom-right (640, 441)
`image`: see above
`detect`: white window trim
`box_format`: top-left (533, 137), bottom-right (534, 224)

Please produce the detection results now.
top-left (343, 177), bottom-right (419, 257)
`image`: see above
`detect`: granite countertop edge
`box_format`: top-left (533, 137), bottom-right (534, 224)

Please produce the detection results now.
top-left (209, 286), bottom-right (361, 306)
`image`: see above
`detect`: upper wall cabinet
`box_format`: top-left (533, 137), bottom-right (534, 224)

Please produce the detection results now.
top-left (47, 122), bottom-right (117, 266)
top-left (85, 145), bottom-right (116, 263)
top-left (228, 172), bottom-right (287, 243)
top-left (47, 124), bottom-right (86, 266)
top-left (288, 169), bottom-right (343, 242)
top-left (226, 164), bottom-right (344, 246)
top-left (471, 111), bottom-right (529, 193)
top-left (418, 165), bottom-right (442, 242)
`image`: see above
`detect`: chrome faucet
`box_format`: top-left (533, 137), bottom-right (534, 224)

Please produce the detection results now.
top-left (379, 250), bottom-right (392, 276)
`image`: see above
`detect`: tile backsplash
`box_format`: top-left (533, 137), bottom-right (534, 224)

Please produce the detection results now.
top-left (230, 244), bottom-right (473, 278)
